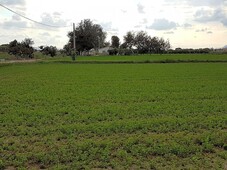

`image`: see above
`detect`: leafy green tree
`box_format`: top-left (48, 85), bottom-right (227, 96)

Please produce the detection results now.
top-left (123, 31), bottom-right (135, 49)
top-left (65, 19), bottom-right (106, 55)
top-left (8, 40), bottom-right (20, 56)
top-left (40, 46), bottom-right (57, 57)
top-left (121, 31), bottom-right (171, 54)
top-left (111, 36), bottom-right (120, 48)
top-left (22, 38), bottom-right (34, 48)
top-left (8, 38), bottom-right (34, 58)
top-left (133, 31), bottom-right (150, 54)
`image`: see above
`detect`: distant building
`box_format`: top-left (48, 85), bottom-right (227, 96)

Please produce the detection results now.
top-left (89, 47), bottom-right (113, 55)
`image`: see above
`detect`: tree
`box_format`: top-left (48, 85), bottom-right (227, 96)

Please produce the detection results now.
top-left (111, 36), bottom-right (120, 48)
top-left (159, 38), bottom-right (170, 53)
top-left (63, 43), bottom-right (72, 56)
top-left (133, 31), bottom-right (150, 54)
top-left (8, 40), bottom-right (20, 56)
top-left (22, 38), bottom-right (34, 48)
top-left (65, 19), bottom-right (106, 55)
top-left (0, 44), bottom-right (9, 52)
top-left (148, 37), bottom-right (161, 53)
top-left (121, 31), bottom-right (171, 54)
top-left (8, 38), bottom-right (34, 58)
top-left (123, 31), bottom-right (135, 49)
top-left (40, 46), bottom-right (57, 57)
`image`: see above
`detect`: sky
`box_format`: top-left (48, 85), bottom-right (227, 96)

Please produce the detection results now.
top-left (0, 0), bottom-right (227, 49)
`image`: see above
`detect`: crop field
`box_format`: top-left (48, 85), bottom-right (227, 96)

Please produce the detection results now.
top-left (0, 62), bottom-right (227, 169)
top-left (75, 54), bottom-right (227, 62)
top-left (38, 53), bottom-right (227, 63)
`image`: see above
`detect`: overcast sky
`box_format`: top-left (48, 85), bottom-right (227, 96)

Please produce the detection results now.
top-left (0, 0), bottom-right (227, 49)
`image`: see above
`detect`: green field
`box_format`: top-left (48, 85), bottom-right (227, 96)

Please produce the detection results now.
top-left (76, 54), bottom-right (227, 62)
top-left (0, 61), bottom-right (227, 169)
top-left (1, 52), bottom-right (227, 63)
top-left (41, 53), bottom-right (227, 63)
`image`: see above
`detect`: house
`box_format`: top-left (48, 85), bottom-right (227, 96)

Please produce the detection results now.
top-left (89, 47), bottom-right (114, 55)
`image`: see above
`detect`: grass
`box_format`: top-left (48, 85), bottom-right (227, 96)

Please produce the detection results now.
top-left (0, 52), bottom-right (15, 60)
top-left (1, 52), bottom-right (227, 63)
top-left (75, 54), bottom-right (227, 62)
top-left (0, 61), bottom-right (227, 169)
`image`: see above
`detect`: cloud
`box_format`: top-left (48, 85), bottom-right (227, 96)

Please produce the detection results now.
top-left (39, 32), bottom-right (51, 37)
top-left (195, 28), bottom-right (208, 32)
top-left (100, 22), bottom-right (118, 32)
top-left (134, 25), bottom-right (142, 28)
top-left (195, 28), bottom-right (213, 34)
top-left (2, 20), bottom-right (27, 29)
top-left (137, 3), bottom-right (145, 14)
top-left (1, 0), bottom-right (26, 6)
top-left (188, 0), bottom-right (224, 7)
top-left (164, 0), bottom-right (224, 7)
top-left (183, 23), bottom-right (193, 28)
top-left (12, 14), bottom-right (21, 21)
top-left (121, 9), bottom-right (127, 13)
top-left (140, 18), bottom-right (148, 24)
top-left (147, 19), bottom-right (178, 30)
top-left (1, 14), bottom-right (27, 29)
top-left (40, 13), bottom-right (68, 27)
top-left (164, 31), bottom-right (174, 34)
top-left (194, 8), bottom-right (227, 26)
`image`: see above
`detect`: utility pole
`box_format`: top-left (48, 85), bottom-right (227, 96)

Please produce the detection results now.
top-left (72, 23), bottom-right (76, 61)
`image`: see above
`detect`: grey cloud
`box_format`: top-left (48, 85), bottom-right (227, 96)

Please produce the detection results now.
top-left (164, 0), bottom-right (225, 7)
top-left (12, 14), bottom-right (21, 21)
top-left (164, 31), bottom-right (174, 34)
top-left (194, 8), bottom-right (227, 26)
top-left (39, 32), bottom-right (51, 37)
top-left (183, 23), bottom-right (193, 28)
top-left (121, 9), bottom-right (127, 13)
top-left (1, 0), bottom-right (26, 6)
top-left (2, 20), bottom-right (27, 29)
top-left (1, 14), bottom-right (27, 29)
top-left (147, 19), bottom-right (178, 30)
top-left (41, 13), bottom-right (68, 27)
top-left (101, 22), bottom-right (118, 32)
top-left (195, 28), bottom-right (213, 34)
top-left (53, 12), bottom-right (62, 17)
top-left (137, 3), bottom-right (145, 14)
top-left (223, 45), bottom-right (227, 49)
top-left (140, 18), bottom-right (148, 24)
top-left (188, 0), bottom-right (225, 7)
top-left (221, 17), bottom-right (227, 26)
top-left (134, 25), bottom-right (142, 28)
top-left (135, 19), bottom-right (148, 29)
top-left (195, 28), bottom-right (208, 32)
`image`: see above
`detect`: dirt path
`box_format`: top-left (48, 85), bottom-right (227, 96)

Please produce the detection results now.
top-left (0, 59), bottom-right (41, 63)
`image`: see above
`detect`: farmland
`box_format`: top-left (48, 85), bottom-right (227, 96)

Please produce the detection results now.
top-left (0, 59), bottom-right (227, 169)
top-left (76, 54), bottom-right (227, 62)
top-left (41, 53), bottom-right (227, 63)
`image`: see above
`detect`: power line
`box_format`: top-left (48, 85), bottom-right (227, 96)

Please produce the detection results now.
top-left (0, 3), bottom-right (71, 28)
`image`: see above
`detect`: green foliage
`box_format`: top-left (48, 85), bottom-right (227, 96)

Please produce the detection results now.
top-left (65, 19), bottom-right (106, 54)
top-left (111, 36), bottom-right (120, 48)
top-left (0, 160), bottom-right (5, 169)
top-left (39, 45), bottom-right (57, 57)
top-left (8, 38), bottom-right (34, 58)
top-left (0, 62), bottom-right (227, 169)
top-left (121, 31), bottom-right (170, 54)
top-left (74, 54), bottom-right (227, 62)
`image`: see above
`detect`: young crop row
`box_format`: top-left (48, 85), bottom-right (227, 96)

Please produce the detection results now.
top-left (0, 63), bottom-right (227, 169)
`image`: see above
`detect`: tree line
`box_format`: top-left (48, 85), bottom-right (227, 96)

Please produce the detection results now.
top-left (1, 18), bottom-right (221, 58)
top-left (0, 39), bottom-right (58, 59)
top-left (63, 19), bottom-right (171, 55)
